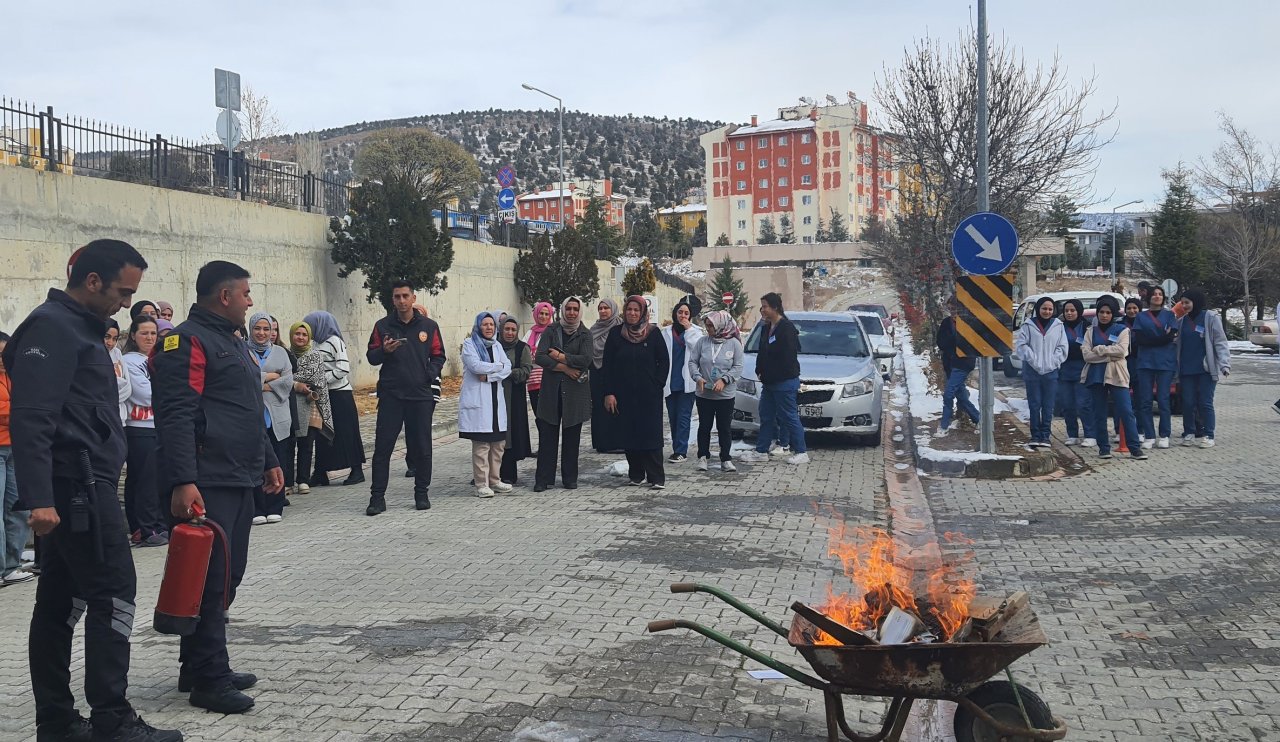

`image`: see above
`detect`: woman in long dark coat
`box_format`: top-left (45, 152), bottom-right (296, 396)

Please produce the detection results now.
top-left (305, 310), bottom-right (367, 486)
top-left (589, 298), bottom-right (625, 453)
top-left (533, 296), bottom-right (594, 491)
top-left (603, 295), bottom-right (670, 489)
top-left (499, 316), bottom-right (534, 485)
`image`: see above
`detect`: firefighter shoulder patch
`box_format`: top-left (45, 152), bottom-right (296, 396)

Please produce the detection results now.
top-left (163, 335), bottom-right (181, 352)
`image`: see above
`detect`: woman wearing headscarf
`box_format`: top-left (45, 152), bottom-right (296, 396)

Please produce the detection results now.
top-left (460, 312), bottom-right (513, 497)
top-left (603, 295), bottom-right (671, 488)
top-left (499, 316), bottom-right (534, 485)
top-left (1014, 296), bottom-right (1067, 448)
top-left (533, 296), bottom-right (593, 491)
top-left (589, 298), bottom-right (625, 453)
top-left (248, 312), bottom-right (295, 523)
top-left (1131, 286), bottom-right (1177, 449)
top-left (121, 316), bottom-right (167, 546)
top-left (525, 301), bottom-right (556, 419)
top-left (688, 311), bottom-right (744, 472)
top-left (1174, 288), bottom-right (1229, 448)
top-left (156, 300), bottom-right (175, 322)
top-left (304, 311), bottom-right (367, 486)
top-left (661, 299), bottom-right (705, 462)
top-left (1081, 296), bottom-right (1146, 461)
top-left (104, 318), bottom-right (132, 425)
top-left (1056, 299), bottom-right (1095, 447)
top-left (154, 318), bottom-right (175, 338)
top-left (129, 300), bottom-right (158, 321)
top-left (287, 321), bottom-right (334, 497)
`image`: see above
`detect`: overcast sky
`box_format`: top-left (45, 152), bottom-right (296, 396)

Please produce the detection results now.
top-left (8, 0), bottom-right (1277, 212)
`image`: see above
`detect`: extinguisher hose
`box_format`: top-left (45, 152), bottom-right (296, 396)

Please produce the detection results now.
top-left (201, 516), bottom-right (234, 612)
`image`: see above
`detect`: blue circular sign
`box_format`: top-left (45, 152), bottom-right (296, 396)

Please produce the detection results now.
top-left (497, 188), bottom-right (516, 210)
top-left (951, 212), bottom-right (1019, 275)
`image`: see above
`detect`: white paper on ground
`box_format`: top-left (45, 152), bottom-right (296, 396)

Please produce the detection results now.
top-left (747, 669), bottom-right (789, 680)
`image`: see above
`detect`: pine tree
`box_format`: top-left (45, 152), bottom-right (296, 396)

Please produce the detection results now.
top-left (758, 217), bottom-right (778, 245)
top-left (578, 194), bottom-right (623, 262)
top-left (706, 255), bottom-right (750, 322)
top-left (513, 226), bottom-right (600, 307)
top-left (628, 205), bottom-right (665, 259)
top-left (691, 217), bottom-right (708, 248)
top-left (814, 217), bottom-right (831, 244)
top-left (714, 232), bottom-right (731, 246)
top-left (1149, 169), bottom-right (1211, 288)
top-left (622, 257), bottom-right (657, 296)
top-left (664, 217), bottom-right (688, 258)
top-left (828, 208), bottom-right (851, 241)
top-left (1044, 195), bottom-right (1084, 269)
top-left (779, 215), bottom-right (796, 244)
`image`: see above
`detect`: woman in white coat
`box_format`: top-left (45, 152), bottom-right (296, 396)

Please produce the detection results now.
top-left (661, 300), bottom-right (704, 462)
top-left (460, 312), bottom-right (513, 497)
top-left (1014, 296), bottom-right (1068, 448)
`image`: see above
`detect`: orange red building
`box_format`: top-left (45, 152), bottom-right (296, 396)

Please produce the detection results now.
top-left (517, 178), bottom-right (626, 229)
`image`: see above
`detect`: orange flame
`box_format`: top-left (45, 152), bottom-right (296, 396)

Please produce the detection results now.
top-left (815, 524), bottom-right (976, 643)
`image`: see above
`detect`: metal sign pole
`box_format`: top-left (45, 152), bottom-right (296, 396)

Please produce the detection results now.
top-left (976, 0), bottom-right (994, 454)
top-left (226, 108), bottom-right (235, 199)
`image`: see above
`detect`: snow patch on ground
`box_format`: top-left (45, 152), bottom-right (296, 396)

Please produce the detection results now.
top-left (1229, 340), bottom-right (1270, 353)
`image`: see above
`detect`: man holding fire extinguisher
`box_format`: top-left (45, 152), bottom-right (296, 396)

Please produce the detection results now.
top-left (152, 261), bottom-right (283, 715)
top-left (5, 240), bottom-right (183, 742)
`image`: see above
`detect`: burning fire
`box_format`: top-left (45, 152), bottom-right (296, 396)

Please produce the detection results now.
top-left (816, 524), bottom-right (976, 643)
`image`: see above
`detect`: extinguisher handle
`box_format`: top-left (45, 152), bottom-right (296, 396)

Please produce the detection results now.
top-left (191, 502), bottom-right (206, 520)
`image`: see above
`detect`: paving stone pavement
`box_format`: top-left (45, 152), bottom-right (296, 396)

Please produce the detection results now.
top-left (928, 353), bottom-right (1280, 741)
top-left (0, 403), bottom-right (888, 741)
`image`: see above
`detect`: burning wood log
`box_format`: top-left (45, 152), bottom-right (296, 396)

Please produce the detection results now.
top-left (791, 602), bottom-right (878, 646)
top-left (954, 591), bottom-right (1028, 643)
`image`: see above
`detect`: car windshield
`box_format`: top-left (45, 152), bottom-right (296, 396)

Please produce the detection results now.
top-left (745, 319), bottom-right (870, 357)
top-left (848, 304), bottom-right (888, 319)
top-left (856, 315), bottom-right (885, 337)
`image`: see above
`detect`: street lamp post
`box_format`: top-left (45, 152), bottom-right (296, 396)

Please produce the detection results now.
top-left (1111, 199), bottom-right (1141, 281)
top-left (521, 83), bottom-right (565, 229)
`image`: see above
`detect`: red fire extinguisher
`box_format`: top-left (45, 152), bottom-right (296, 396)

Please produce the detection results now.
top-left (154, 502), bottom-right (229, 636)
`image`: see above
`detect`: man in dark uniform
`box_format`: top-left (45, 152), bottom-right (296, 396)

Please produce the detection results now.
top-left (151, 261), bottom-right (283, 714)
top-left (365, 280), bottom-right (446, 515)
top-left (5, 239), bottom-right (182, 742)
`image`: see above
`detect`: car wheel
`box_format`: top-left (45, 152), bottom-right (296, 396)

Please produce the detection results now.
top-left (1002, 354), bottom-right (1019, 378)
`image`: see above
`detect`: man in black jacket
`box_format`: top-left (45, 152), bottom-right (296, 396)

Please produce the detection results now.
top-left (6, 239), bottom-right (181, 742)
top-left (741, 292), bottom-right (809, 465)
top-left (365, 280), bottom-right (446, 515)
top-left (152, 261), bottom-right (282, 715)
top-left (936, 297), bottom-right (980, 433)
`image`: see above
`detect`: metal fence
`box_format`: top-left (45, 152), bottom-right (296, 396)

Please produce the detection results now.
top-left (1, 97), bottom-right (351, 217)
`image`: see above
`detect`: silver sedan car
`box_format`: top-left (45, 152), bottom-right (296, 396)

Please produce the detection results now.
top-left (732, 311), bottom-right (892, 446)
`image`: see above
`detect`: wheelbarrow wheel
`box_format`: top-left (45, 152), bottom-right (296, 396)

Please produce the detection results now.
top-left (954, 680), bottom-right (1054, 742)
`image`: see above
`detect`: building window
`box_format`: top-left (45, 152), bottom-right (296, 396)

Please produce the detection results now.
top-left (757, 136), bottom-right (768, 148)
top-left (737, 220), bottom-right (747, 229)
top-left (801, 133), bottom-right (812, 144)
top-left (803, 216), bottom-right (812, 225)
top-left (778, 176), bottom-right (789, 187)
top-left (757, 158), bottom-right (767, 168)
top-left (801, 175), bottom-right (813, 185)
top-left (736, 180), bottom-right (746, 191)
top-left (758, 179), bottom-right (769, 188)
top-left (735, 140), bottom-right (745, 151)
top-left (778, 157), bottom-right (788, 167)
top-left (803, 236), bottom-right (813, 244)
top-left (758, 198), bottom-right (769, 208)
top-left (801, 155), bottom-right (812, 165)
top-left (801, 195), bottom-right (813, 205)
top-left (737, 199), bottom-right (746, 209)
top-left (736, 161), bottom-right (745, 171)
top-left (778, 135), bottom-right (789, 145)
top-left (778, 196), bottom-right (789, 207)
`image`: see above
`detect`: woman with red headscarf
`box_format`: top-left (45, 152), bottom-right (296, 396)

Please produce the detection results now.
top-left (525, 301), bottom-right (555, 420)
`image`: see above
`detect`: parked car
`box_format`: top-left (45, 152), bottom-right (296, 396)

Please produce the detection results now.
top-left (847, 303), bottom-right (898, 326)
top-left (853, 311), bottom-right (896, 380)
top-left (1249, 318), bottom-right (1278, 351)
top-left (1005, 291), bottom-right (1125, 377)
top-left (732, 311), bottom-right (893, 446)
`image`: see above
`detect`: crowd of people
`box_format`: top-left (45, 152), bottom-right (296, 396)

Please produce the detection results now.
top-left (938, 282), bottom-right (1230, 459)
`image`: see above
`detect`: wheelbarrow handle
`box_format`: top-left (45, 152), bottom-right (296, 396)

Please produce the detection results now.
top-left (646, 618), bottom-right (827, 690)
top-left (667, 583), bottom-right (789, 638)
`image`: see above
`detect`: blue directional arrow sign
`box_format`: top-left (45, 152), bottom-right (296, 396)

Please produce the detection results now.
top-left (951, 212), bottom-right (1019, 275)
top-left (497, 188), bottom-right (516, 210)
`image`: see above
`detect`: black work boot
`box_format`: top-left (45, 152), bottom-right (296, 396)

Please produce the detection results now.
top-left (92, 714), bottom-right (182, 742)
top-left (189, 684), bottom-right (254, 714)
top-left (36, 714), bottom-right (91, 742)
top-left (366, 496), bottom-right (386, 516)
top-left (414, 492), bottom-right (431, 510)
top-left (178, 670), bottom-right (257, 693)
top-left (404, 468), bottom-right (416, 478)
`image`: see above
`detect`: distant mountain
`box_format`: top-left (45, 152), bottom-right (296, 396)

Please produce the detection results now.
top-left (273, 109), bottom-right (723, 211)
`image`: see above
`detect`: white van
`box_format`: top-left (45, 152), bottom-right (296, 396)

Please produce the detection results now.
top-left (1005, 290), bottom-right (1126, 376)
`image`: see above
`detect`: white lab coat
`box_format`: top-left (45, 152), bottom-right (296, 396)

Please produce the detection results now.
top-left (458, 340), bottom-right (512, 434)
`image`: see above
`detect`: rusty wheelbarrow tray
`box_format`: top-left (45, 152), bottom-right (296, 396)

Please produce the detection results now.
top-left (648, 583), bottom-right (1068, 742)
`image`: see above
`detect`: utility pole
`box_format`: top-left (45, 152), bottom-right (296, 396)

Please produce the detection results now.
top-left (976, 0), bottom-right (994, 454)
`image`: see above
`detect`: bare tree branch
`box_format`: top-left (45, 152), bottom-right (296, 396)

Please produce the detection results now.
top-left (238, 84), bottom-right (284, 158)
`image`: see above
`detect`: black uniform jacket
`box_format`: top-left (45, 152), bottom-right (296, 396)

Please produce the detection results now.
top-left (366, 312), bottom-right (446, 401)
top-left (152, 304), bottom-right (278, 491)
top-left (2, 289), bottom-right (126, 510)
top-left (755, 316), bottom-right (802, 384)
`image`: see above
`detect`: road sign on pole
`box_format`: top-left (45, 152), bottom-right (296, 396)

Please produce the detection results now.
top-left (953, 273), bottom-right (1014, 358)
top-left (497, 165), bottom-right (516, 188)
top-left (498, 209), bottom-right (517, 223)
top-left (214, 68), bottom-right (241, 111)
top-left (722, 292), bottom-right (734, 306)
top-left (952, 212), bottom-right (1019, 276)
top-left (216, 110), bottom-right (242, 150)
top-left (497, 188), bottom-right (516, 210)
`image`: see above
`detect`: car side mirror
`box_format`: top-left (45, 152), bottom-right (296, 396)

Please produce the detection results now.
top-left (874, 346), bottom-right (897, 359)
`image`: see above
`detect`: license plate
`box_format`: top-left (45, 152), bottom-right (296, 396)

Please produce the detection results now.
top-left (800, 405), bottom-right (824, 418)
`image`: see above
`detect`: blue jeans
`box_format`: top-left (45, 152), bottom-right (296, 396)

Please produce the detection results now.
top-left (1022, 367), bottom-right (1058, 442)
top-left (1180, 373), bottom-right (1216, 439)
top-left (1136, 368), bottom-right (1174, 439)
top-left (1057, 379), bottom-right (1093, 439)
top-left (665, 391), bottom-right (695, 456)
top-left (1090, 384), bottom-right (1140, 456)
top-left (756, 377), bottom-right (807, 454)
top-left (0, 447), bottom-right (29, 575)
top-left (940, 368), bottom-right (979, 429)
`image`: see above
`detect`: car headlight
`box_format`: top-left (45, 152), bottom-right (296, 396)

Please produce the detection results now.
top-left (840, 374), bottom-right (876, 398)
top-left (738, 379), bottom-right (758, 396)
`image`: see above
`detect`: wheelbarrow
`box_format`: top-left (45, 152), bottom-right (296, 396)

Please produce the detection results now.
top-left (647, 583), bottom-right (1068, 742)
